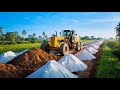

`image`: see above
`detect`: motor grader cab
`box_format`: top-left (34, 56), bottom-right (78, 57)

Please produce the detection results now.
top-left (40, 30), bottom-right (82, 56)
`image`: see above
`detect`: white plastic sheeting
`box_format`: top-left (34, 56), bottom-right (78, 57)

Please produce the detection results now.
top-left (95, 41), bottom-right (103, 46)
top-left (15, 49), bottom-right (29, 56)
top-left (26, 60), bottom-right (78, 78)
top-left (74, 49), bottom-right (96, 61)
top-left (84, 46), bottom-right (98, 54)
top-left (95, 42), bottom-right (101, 46)
top-left (0, 49), bottom-right (29, 63)
top-left (89, 43), bottom-right (99, 50)
top-left (58, 54), bottom-right (87, 72)
top-left (0, 51), bottom-right (17, 63)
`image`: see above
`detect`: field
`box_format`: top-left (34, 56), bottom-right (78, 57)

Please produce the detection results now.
top-left (96, 41), bottom-right (120, 78)
top-left (0, 43), bottom-right (41, 54)
top-left (81, 40), bottom-right (91, 42)
top-left (0, 40), bottom-right (91, 54)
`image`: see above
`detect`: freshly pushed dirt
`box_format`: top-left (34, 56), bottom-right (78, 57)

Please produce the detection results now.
top-left (7, 47), bottom-right (60, 78)
top-left (0, 63), bottom-right (23, 78)
top-left (73, 44), bottom-right (103, 78)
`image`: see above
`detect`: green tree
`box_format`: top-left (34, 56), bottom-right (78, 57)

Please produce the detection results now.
top-left (83, 36), bottom-right (90, 40)
top-left (0, 26), bottom-right (2, 36)
top-left (90, 36), bottom-right (95, 40)
top-left (33, 33), bottom-right (36, 39)
top-left (1, 34), bottom-right (5, 41)
top-left (28, 35), bottom-right (33, 41)
top-left (15, 31), bottom-right (18, 41)
top-left (115, 22), bottom-right (120, 41)
top-left (22, 30), bottom-right (27, 38)
top-left (45, 35), bottom-right (48, 40)
top-left (39, 36), bottom-right (42, 40)
top-left (17, 35), bottom-right (24, 41)
top-left (5, 32), bottom-right (17, 42)
top-left (0, 26), bottom-right (2, 40)
top-left (42, 32), bottom-right (45, 39)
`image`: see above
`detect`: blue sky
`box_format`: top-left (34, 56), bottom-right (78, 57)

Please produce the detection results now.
top-left (0, 12), bottom-right (120, 39)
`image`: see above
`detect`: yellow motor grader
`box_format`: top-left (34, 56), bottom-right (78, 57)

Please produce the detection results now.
top-left (40, 30), bottom-right (82, 55)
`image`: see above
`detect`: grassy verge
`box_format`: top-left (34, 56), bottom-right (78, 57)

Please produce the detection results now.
top-left (0, 43), bottom-right (41, 54)
top-left (96, 41), bottom-right (120, 78)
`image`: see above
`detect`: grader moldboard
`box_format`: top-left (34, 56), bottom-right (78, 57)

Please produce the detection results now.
top-left (40, 30), bottom-right (82, 56)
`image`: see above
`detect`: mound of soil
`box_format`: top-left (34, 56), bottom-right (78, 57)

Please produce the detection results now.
top-left (0, 63), bottom-right (23, 78)
top-left (7, 47), bottom-right (60, 78)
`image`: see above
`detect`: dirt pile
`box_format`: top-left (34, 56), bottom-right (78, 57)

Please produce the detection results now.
top-left (7, 47), bottom-right (60, 77)
top-left (0, 63), bottom-right (23, 78)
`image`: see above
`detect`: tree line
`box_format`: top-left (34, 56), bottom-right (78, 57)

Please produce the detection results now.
top-left (0, 26), bottom-right (49, 44)
top-left (81, 36), bottom-right (102, 40)
top-left (0, 25), bottom-right (103, 44)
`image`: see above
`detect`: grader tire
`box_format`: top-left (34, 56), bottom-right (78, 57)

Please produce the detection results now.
top-left (75, 42), bottom-right (81, 50)
top-left (40, 42), bottom-right (50, 52)
top-left (60, 43), bottom-right (69, 56)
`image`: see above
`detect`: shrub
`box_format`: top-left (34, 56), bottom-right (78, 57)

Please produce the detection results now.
top-left (0, 41), bottom-right (16, 44)
top-left (107, 41), bottom-right (120, 59)
top-left (16, 41), bottom-right (30, 44)
top-left (112, 45), bottom-right (120, 59)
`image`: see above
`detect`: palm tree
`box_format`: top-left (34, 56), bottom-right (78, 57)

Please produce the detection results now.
top-left (0, 26), bottom-right (2, 36)
top-left (33, 33), bottom-right (36, 38)
top-left (115, 22), bottom-right (120, 41)
top-left (0, 26), bottom-right (2, 41)
top-left (42, 32), bottom-right (45, 39)
top-left (39, 36), bottom-right (42, 40)
top-left (45, 35), bottom-right (48, 40)
top-left (22, 30), bottom-right (27, 38)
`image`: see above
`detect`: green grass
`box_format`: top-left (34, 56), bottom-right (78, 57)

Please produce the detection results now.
top-left (0, 43), bottom-right (41, 54)
top-left (0, 40), bottom-right (91, 54)
top-left (96, 41), bottom-right (120, 78)
top-left (81, 40), bottom-right (91, 42)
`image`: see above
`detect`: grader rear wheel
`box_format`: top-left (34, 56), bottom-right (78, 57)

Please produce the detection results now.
top-left (40, 42), bottom-right (50, 52)
top-left (60, 43), bottom-right (69, 56)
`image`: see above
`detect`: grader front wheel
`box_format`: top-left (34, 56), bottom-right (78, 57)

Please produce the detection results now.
top-left (60, 43), bottom-right (69, 56)
top-left (75, 42), bottom-right (81, 50)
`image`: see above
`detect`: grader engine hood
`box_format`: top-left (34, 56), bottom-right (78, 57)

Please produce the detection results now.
top-left (50, 36), bottom-right (65, 47)
top-left (57, 36), bottom-right (65, 40)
